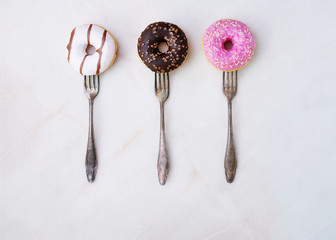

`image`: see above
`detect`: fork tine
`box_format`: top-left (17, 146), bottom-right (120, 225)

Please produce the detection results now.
top-left (160, 73), bottom-right (164, 89)
top-left (165, 72), bottom-right (169, 91)
top-left (155, 73), bottom-right (158, 91)
top-left (92, 75), bottom-right (98, 90)
top-left (87, 75), bottom-right (90, 89)
top-left (164, 73), bottom-right (167, 89)
top-left (227, 71), bottom-right (230, 88)
top-left (223, 71), bottom-right (228, 89)
top-left (222, 72), bottom-right (225, 87)
top-left (229, 71), bottom-right (233, 88)
top-left (84, 75), bottom-right (87, 89)
top-left (92, 75), bottom-right (95, 90)
top-left (233, 71), bottom-right (237, 90)
top-left (90, 75), bottom-right (94, 90)
top-left (222, 72), bottom-right (225, 90)
top-left (155, 72), bottom-right (162, 92)
top-left (95, 75), bottom-right (99, 91)
top-left (92, 75), bottom-right (96, 89)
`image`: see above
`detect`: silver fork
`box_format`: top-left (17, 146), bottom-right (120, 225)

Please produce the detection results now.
top-left (223, 70), bottom-right (238, 183)
top-left (84, 75), bottom-right (99, 183)
top-left (155, 72), bottom-right (170, 185)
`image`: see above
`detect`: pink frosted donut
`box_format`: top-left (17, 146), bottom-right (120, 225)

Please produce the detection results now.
top-left (203, 19), bottom-right (255, 71)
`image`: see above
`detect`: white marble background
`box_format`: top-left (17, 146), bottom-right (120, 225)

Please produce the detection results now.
top-left (1, 0), bottom-right (336, 239)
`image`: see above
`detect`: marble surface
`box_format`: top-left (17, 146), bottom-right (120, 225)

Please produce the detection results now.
top-left (1, 0), bottom-right (336, 239)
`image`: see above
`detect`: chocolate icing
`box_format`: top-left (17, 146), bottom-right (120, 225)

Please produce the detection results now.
top-left (137, 22), bottom-right (188, 73)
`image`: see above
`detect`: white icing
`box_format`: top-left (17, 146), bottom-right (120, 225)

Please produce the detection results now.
top-left (67, 24), bottom-right (117, 75)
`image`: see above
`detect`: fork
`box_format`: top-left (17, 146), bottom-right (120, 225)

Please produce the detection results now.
top-left (223, 70), bottom-right (238, 183)
top-left (84, 75), bottom-right (99, 183)
top-left (155, 72), bottom-right (170, 185)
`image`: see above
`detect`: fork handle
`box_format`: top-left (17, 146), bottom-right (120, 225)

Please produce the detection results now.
top-left (157, 101), bottom-right (169, 185)
top-left (225, 100), bottom-right (237, 183)
top-left (86, 99), bottom-right (97, 183)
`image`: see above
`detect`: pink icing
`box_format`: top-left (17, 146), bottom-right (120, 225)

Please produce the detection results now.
top-left (203, 19), bottom-right (255, 71)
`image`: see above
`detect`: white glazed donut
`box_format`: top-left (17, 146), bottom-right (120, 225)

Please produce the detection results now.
top-left (66, 24), bottom-right (117, 75)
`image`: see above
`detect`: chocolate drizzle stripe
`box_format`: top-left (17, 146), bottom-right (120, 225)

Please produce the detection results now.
top-left (87, 24), bottom-right (92, 45)
top-left (96, 30), bottom-right (107, 74)
top-left (79, 24), bottom-right (93, 75)
top-left (79, 55), bottom-right (89, 75)
top-left (66, 28), bottom-right (76, 62)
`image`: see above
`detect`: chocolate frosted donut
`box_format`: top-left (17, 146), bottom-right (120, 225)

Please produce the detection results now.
top-left (137, 22), bottom-right (188, 73)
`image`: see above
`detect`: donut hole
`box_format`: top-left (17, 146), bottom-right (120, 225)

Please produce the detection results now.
top-left (158, 41), bottom-right (169, 53)
top-left (223, 39), bottom-right (233, 51)
top-left (86, 44), bottom-right (96, 55)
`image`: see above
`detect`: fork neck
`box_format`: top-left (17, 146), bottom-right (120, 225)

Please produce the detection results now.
top-left (89, 99), bottom-right (94, 113)
top-left (159, 101), bottom-right (165, 130)
top-left (227, 99), bottom-right (233, 134)
top-left (88, 99), bottom-right (94, 135)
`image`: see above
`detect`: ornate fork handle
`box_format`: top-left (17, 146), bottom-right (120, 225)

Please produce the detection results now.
top-left (154, 72), bottom-right (170, 185)
top-left (223, 71), bottom-right (238, 183)
top-left (86, 99), bottom-right (97, 183)
top-left (157, 101), bottom-right (169, 185)
top-left (83, 75), bottom-right (99, 183)
top-left (224, 99), bottom-right (237, 183)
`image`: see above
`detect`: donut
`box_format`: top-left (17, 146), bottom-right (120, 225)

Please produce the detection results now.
top-left (66, 24), bottom-right (117, 75)
top-left (137, 22), bottom-right (188, 73)
top-left (203, 19), bottom-right (255, 71)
